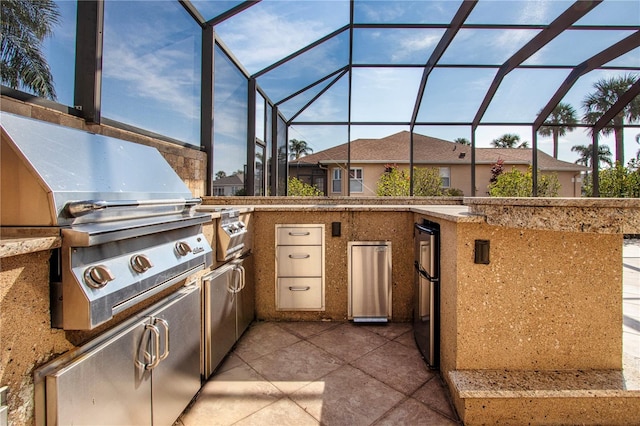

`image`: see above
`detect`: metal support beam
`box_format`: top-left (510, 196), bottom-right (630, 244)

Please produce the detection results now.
top-left (287, 69), bottom-right (348, 124)
top-left (590, 79), bottom-right (640, 197)
top-left (270, 105), bottom-right (279, 196)
top-left (253, 25), bottom-right (350, 79)
top-left (592, 133), bottom-right (600, 197)
top-left (532, 129), bottom-right (538, 197)
top-left (201, 24), bottom-right (215, 196)
top-left (74, 0), bottom-right (104, 124)
top-left (207, 1), bottom-right (261, 27)
top-left (472, 0), bottom-right (602, 128)
top-left (410, 0), bottom-right (477, 127)
top-left (471, 130), bottom-right (477, 197)
top-left (247, 78), bottom-right (257, 196)
top-left (534, 30), bottom-right (640, 130)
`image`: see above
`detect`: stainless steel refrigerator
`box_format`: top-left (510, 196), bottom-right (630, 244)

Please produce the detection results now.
top-left (413, 221), bottom-right (440, 368)
top-left (348, 241), bottom-right (392, 322)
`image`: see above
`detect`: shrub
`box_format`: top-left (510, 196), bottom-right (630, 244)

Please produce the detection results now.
top-left (287, 177), bottom-right (324, 196)
top-left (376, 165), bottom-right (410, 196)
top-left (489, 167), bottom-right (560, 197)
top-left (584, 163), bottom-right (640, 198)
top-left (413, 167), bottom-right (444, 196)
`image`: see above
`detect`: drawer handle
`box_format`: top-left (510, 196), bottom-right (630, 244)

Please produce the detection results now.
top-left (289, 286), bottom-right (311, 291)
top-left (288, 231), bottom-right (310, 236)
top-left (289, 253), bottom-right (311, 259)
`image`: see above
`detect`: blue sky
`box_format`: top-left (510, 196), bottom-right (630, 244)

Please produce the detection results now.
top-left (42, 0), bottom-right (640, 172)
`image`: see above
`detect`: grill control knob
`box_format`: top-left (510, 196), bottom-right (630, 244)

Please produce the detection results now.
top-left (175, 241), bottom-right (193, 257)
top-left (130, 254), bottom-right (154, 273)
top-left (84, 265), bottom-right (115, 289)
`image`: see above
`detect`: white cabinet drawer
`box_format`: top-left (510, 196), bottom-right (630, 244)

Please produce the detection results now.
top-left (276, 246), bottom-right (322, 276)
top-left (277, 278), bottom-right (323, 310)
top-left (276, 226), bottom-right (323, 246)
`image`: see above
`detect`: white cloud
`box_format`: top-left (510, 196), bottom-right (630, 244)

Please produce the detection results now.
top-left (216, 4), bottom-right (346, 73)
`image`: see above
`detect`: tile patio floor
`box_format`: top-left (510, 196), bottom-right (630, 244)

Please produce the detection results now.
top-left (178, 321), bottom-right (460, 426)
top-left (178, 239), bottom-right (640, 426)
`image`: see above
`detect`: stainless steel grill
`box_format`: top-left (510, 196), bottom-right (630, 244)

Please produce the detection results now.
top-left (1, 113), bottom-right (212, 330)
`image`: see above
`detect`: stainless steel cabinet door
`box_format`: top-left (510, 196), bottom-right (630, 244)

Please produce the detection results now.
top-left (203, 265), bottom-right (236, 378)
top-left (151, 286), bottom-right (201, 426)
top-left (45, 319), bottom-right (152, 425)
top-left (236, 258), bottom-right (254, 339)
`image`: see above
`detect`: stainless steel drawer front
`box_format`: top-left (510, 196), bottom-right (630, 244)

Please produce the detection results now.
top-left (276, 226), bottom-right (323, 245)
top-left (276, 246), bottom-right (322, 276)
top-left (277, 278), bottom-right (323, 310)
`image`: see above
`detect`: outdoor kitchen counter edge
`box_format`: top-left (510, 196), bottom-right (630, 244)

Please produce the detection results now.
top-left (0, 228), bottom-right (61, 258)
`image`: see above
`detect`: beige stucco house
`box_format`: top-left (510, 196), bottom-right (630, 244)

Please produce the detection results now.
top-left (289, 131), bottom-right (587, 197)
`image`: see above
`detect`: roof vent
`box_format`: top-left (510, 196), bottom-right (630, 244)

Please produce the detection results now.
top-left (458, 152), bottom-right (466, 159)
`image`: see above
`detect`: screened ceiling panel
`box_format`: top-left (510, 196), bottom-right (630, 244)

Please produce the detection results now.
top-left (212, 0), bottom-right (349, 74)
top-left (437, 29), bottom-right (541, 65)
top-left (192, 0), bottom-right (639, 155)
top-left (465, 0), bottom-right (574, 25)
top-left (277, 72), bottom-right (344, 119)
top-left (606, 46), bottom-right (640, 67)
top-left (292, 75), bottom-right (350, 123)
top-left (417, 68), bottom-right (497, 124)
top-left (575, 0), bottom-right (640, 26)
top-left (523, 29), bottom-right (638, 66)
top-left (190, 0), bottom-right (247, 22)
top-left (482, 69), bottom-right (571, 123)
top-left (256, 31), bottom-right (350, 103)
top-left (558, 68), bottom-right (637, 115)
top-left (353, 0), bottom-right (461, 24)
top-left (351, 67), bottom-right (423, 122)
top-left (352, 28), bottom-right (446, 65)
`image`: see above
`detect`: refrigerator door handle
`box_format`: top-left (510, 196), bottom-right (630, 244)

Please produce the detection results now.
top-left (414, 261), bottom-right (439, 282)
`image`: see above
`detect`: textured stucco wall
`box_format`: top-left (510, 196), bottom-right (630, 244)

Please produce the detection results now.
top-left (252, 210), bottom-right (415, 322)
top-left (0, 251), bottom-right (73, 425)
top-left (433, 220), bottom-right (623, 373)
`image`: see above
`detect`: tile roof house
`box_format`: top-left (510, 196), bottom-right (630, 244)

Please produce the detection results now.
top-left (289, 131), bottom-right (588, 197)
top-left (212, 173), bottom-right (245, 196)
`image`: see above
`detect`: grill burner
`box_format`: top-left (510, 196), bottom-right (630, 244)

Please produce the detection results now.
top-left (216, 209), bottom-right (247, 261)
top-left (1, 113), bottom-right (213, 330)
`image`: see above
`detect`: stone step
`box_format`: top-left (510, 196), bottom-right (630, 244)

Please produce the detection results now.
top-left (448, 369), bottom-right (640, 425)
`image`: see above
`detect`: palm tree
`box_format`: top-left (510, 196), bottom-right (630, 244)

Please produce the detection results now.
top-left (1, 0), bottom-right (59, 100)
top-left (289, 139), bottom-right (313, 160)
top-left (453, 137), bottom-right (470, 145)
top-left (538, 102), bottom-right (578, 159)
top-left (571, 143), bottom-right (613, 169)
top-left (582, 74), bottom-right (640, 165)
top-left (491, 133), bottom-right (528, 149)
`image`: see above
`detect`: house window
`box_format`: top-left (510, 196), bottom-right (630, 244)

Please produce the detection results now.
top-left (439, 167), bottom-right (450, 188)
top-left (332, 168), bottom-right (342, 193)
top-left (350, 168), bottom-right (363, 193)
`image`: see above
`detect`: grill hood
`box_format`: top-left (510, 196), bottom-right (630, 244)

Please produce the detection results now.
top-left (1, 113), bottom-right (198, 227)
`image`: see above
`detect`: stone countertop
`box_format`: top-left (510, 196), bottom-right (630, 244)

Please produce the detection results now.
top-left (0, 228), bottom-right (61, 258)
top-left (201, 204), bottom-right (485, 223)
top-left (466, 197), bottom-right (640, 234)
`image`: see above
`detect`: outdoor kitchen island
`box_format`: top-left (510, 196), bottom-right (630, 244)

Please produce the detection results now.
top-left (201, 196), bottom-right (640, 426)
top-left (1, 197), bottom-right (639, 425)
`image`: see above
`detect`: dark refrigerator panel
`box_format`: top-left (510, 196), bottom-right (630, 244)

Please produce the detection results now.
top-left (413, 221), bottom-right (440, 369)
